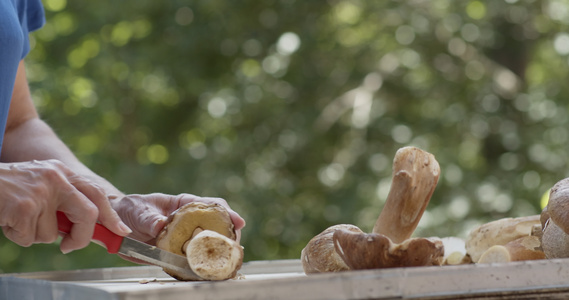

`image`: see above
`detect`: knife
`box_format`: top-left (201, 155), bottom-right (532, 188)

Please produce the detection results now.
top-left (56, 211), bottom-right (203, 280)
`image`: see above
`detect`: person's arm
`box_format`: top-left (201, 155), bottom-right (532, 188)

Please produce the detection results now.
top-left (1, 61), bottom-right (245, 252)
top-left (0, 60), bottom-right (131, 253)
top-left (2, 61), bottom-right (124, 197)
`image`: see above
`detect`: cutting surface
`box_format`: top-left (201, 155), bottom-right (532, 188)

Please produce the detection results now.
top-left (6, 259), bottom-right (569, 299)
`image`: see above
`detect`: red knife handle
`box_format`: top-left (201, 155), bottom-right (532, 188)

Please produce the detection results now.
top-left (56, 211), bottom-right (123, 254)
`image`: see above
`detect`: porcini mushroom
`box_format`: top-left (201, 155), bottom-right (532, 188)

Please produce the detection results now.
top-left (185, 229), bottom-right (244, 280)
top-left (333, 147), bottom-right (443, 270)
top-left (301, 224), bottom-right (363, 273)
top-left (477, 235), bottom-right (545, 264)
top-left (465, 215), bottom-right (541, 263)
top-left (156, 202), bottom-right (243, 280)
top-left (540, 178), bottom-right (569, 259)
top-left (333, 231), bottom-right (444, 269)
top-left (301, 147), bottom-right (444, 272)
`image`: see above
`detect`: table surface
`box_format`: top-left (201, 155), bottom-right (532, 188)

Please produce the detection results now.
top-left (4, 259), bottom-right (569, 299)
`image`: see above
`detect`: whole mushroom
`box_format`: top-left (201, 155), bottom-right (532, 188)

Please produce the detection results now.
top-left (301, 224), bottom-right (363, 273)
top-left (541, 178), bottom-right (569, 259)
top-left (301, 147), bottom-right (444, 273)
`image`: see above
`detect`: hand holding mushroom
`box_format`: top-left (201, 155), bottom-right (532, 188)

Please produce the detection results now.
top-left (112, 193), bottom-right (245, 244)
top-left (302, 147), bottom-right (444, 273)
top-left (112, 193), bottom-right (245, 281)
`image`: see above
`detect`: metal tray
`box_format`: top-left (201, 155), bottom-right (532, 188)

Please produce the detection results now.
top-left (4, 259), bottom-right (569, 299)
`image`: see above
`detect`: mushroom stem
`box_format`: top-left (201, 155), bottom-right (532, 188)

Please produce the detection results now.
top-left (192, 227), bottom-right (204, 238)
top-left (372, 147), bottom-right (440, 244)
top-left (155, 202), bottom-right (239, 281)
top-left (182, 227), bottom-right (205, 254)
top-left (185, 230), bottom-right (244, 280)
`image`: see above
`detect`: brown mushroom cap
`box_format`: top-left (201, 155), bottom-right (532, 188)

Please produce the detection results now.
top-left (332, 229), bottom-right (444, 270)
top-left (541, 218), bottom-right (569, 259)
top-left (545, 178), bottom-right (569, 235)
top-left (540, 205), bottom-right (550, 231)
top-left (301, 224), bottom-right (363, 274)
top-left (156, 202), bottom-right (236, 280)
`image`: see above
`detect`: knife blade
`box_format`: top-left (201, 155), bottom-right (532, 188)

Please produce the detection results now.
top-left (56, 211), bottom-right (203, 280)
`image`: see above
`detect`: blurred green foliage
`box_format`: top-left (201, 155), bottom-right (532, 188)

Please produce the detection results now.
top-left (3, 0), bottom-right (569, 273)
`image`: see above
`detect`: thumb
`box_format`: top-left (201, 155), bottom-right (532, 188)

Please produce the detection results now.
top-left (97, 202), bottom-right (132, 237)
top-left (119, 205), bottom-right (168, 243)
top-left (148, 215), bottom-right (169, 238)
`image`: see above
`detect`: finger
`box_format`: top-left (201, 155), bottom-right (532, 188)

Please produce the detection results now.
top-left (0, 200), bottom-right (41, 247)
top-left (68, 175), bottom-right (131, 236)
top-left (148, 214), bottom-right (168, 238)
top-left (46, 160), bottom-right (130, 237)
top-left (2, 226), bottom-right (34, 247)
top-left (34, 211), bottom-right (59, 244)
top-left (58, 210), bottom-right (97, 254)
top-left (113, 194), bottom-right (166, 243)
top-left (133, 207), bottom-right (168, 243)
top-left (228, 211), bottom-right (246, 231)
top-left (56, 188), bottom-right (99, 253)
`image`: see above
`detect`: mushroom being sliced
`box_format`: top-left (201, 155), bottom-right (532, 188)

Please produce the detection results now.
top-left (301, 146), bottom-right (443, 273)
top-left (185, 229), bottom-right (244, 280)
top-left (156, 202), bottom-right (243, 281)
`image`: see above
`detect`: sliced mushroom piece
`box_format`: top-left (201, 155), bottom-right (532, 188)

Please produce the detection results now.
top-left (156, 202), bottom-right (240, 280)
top-left (477, 236), bottom-right (545, 263)
top-left (465, 215), bottom-right (540, 263)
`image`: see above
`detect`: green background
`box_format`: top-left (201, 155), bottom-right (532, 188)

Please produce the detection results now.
top-left (2, 0), bottom-right (568, 273)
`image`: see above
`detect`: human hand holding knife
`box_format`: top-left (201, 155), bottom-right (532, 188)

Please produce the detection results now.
top-left (56, 211), bottom-right (203, 280)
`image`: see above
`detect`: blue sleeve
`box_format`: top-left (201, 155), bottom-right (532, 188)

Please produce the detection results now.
top-left (19, 0), bottom-right (46, 59)
top-left (0, 0), bottom-right (45, 155)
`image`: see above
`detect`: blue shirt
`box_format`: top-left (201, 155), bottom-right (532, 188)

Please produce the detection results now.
top-left (0, 0), bottom-right (45, 155)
